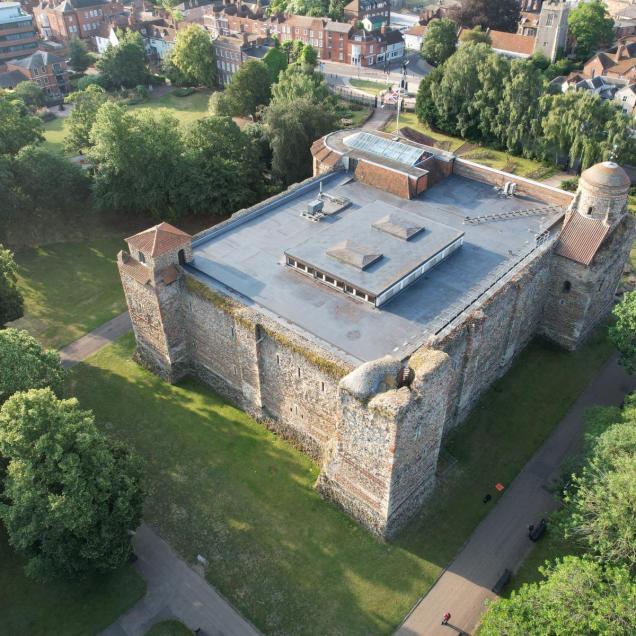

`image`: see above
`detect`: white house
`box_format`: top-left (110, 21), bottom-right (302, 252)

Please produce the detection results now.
top-left (95, 25), bottom-right (120, 55)
top-left (403, 23), bottom-right (425, 51)
top-left (384, 28), bottom-right (404, 61)
top-left (615, 83), bottom-right (636, 115)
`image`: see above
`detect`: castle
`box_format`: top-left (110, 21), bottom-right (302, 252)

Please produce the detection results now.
top-left (118, 129), bottom-right (634, 537)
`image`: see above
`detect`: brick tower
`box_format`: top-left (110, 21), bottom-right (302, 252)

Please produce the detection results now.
top-left (541, 161), bottom-right (634, 349)
top-left (118, 222), bottom-right (193, 381)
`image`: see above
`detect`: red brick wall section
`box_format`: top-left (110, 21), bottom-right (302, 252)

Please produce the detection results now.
top-left (453, 159), bottom-right (574, 206)
top-left (354, 160), bottom-right (412, 199)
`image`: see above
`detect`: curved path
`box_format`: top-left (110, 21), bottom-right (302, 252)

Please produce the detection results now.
top-left (396, 353), bottom-right (636, 636)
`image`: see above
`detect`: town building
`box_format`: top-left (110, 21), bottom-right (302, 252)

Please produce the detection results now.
top-left (213, 32), bottom-right (275, 86)
top-left (118, 128), bottom-right (633, 538)
top-left (532, 0), bottom-right (568, 62)
top-left (615, 82), bottom-right (636, 114)
top-left (0, 49), bottom-right (69, 97)
top-left (403, 23), bottom-right (426, 51)
top-left (584, 37), bottom-right (636, 82)
top-left (0, 2), bottom-right (38, 62)
top-left (344, 0), bottom-right (389, 24)
top-left (33, 0), bottom-right (124, 44)
top-left (460, 27), bottom-right (535, 58)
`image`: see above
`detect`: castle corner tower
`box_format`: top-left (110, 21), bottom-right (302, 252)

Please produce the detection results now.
top-left (541, 161), bottom-right (634, 349)
top-left (118, 222), bottom-right (193, 382)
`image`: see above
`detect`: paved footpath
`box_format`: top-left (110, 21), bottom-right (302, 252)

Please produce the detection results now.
top-left (62, 315), bottom-right (260, 636)
top-left (396, 353), bottom-right (636, 636)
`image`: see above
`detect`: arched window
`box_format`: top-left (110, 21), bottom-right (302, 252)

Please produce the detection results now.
top-left (178, 249), bottom-right (185, 265)
top-left (563, 280), bottom-right (571, 293)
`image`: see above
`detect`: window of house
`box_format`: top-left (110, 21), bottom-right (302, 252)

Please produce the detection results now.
top-left (321, 381), bottom-right (325, 392)
top-left (138, 251), bottom-right (146, 263)
top-left (546, 13), bottom-right (554, 26)
top-left (587, 206), bottom-right (593, 215)
top-left (563, 280), bottom-right (571, 292)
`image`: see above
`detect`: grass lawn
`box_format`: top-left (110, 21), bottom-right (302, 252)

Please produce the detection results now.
top-left (10, 236), bottom-right (127, 349)
top-left (0, 525), bottom-right (145, 636)
top-left (385, 112), bottom-right (556, 180)
top-left (145, 620), bottom-right (193, 636)
top-left (349, 79), bottom-right (391, 95)
top-left (43, 90), bottom-right (211, 155)
top-left (337, 98), bottom-right (373, 127)
top-left (69, 326), bottom-right (613, 636)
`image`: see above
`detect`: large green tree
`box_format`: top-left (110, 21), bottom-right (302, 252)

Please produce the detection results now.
top-left (0, 388), bottom-right (145, 581)
top-left (0, 95), bottom-right (43, 156)
top-left (222, 60), bottom-right (272, 118)
top-left (264, 97), bottom-right (336, 185)
top-left (0, 247), bottom-right (23, 327)
top-left (263, 43), bottom-right (288, 82)
top-left (181, 116), bottom-right (264, 215)
top-left (430, 42), bottom-right (492, 137)
top-left (68, 36), bottom-right (91, 72)
top-left (452, 0), bottom-right (520, 32)
top-left (415, 66), bottom-right (444, 128)
top-left (610, 290), bottom-right (636, 375)
top-left (89, 103), bottom-right (184, 217)
top-left (480, 557), bottom-right (636, 636)
top-left (64, 85), bottom-right (108, 152)
top-left (271, 65), bottom-right (331, 104)
top-left (97, 30), bottom-right (148, 90)
top-left (166, 24), bottom-right (215, 88)
top-left (493, 59), bottom-right (544, 156)
top-left (568, 0), bottom-right (614, 60)
top-left (0, 329), bottom-right (64, 403)
top-left (12, 81), bottom-right (45, 111)
top-left (420, 18), bottom-right (457, 66)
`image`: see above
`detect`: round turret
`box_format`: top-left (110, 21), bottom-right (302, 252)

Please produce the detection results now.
top-left (570, 161), bottom-right (630, 227)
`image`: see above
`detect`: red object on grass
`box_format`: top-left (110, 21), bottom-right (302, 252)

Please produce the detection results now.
top-left (495, 483), bottom-right (505, 491)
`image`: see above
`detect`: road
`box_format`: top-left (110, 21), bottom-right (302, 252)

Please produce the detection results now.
top-left (396, 352), bottom-right (636, 636)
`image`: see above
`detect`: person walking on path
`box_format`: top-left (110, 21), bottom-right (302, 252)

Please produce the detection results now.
top-left (442, 612), bottom-right (451, 625)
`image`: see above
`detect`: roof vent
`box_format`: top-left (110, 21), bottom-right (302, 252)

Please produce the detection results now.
top-left (396, 366), bottom-right (415, 389)
top-left (327, 240), bottom-right (382, 270)
top-left (301, 198), bottom-right (325, 222)
top-left (372, 213), bottom-right (425, 240)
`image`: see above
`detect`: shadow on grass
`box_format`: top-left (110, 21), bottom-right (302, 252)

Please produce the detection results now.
top-left (67, 327), bottom-right (614, 635)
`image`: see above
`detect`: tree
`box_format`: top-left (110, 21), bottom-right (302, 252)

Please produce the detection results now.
top-left (222, 60), bottom-right (272, 118)
top-left (68, 37), bottom-right (91, 72)
top-left (0, 246), bottom-right (23, 327)
top-left (415, 66), bottom-right (443, 127)
top-left (181, 116), bottom-right (264, 215)
top-left (568, 0), bottom-right (614, 60)
top-left (328, 0), bottom-right (345, 20)
top-left (469, 51), bottom-right (510, 142)
top-left (264, 97), bottom-right (337, 184)
top-left (430, 42), bottom-right (492, 137)
top-left (493, 59), bottom-right (544, 156)
top-left (300, 43), bottom-right (318, 67)
top-left (263, 43), bottom-right (288, 82)
top-left (452, 0), bottom-right (520, 32)
top-left (480, 557), bottom-right (636, 636)
top-left (462, 25), bottom-right (491, 44)
top-left (421, 18), bottom-right (457, 66)
top-left (97, 30), bottom-right (148, 90)
top-left (610, 291), bottom-right (636, 375)
top-left (64, 85), bottom-right (108, 152)
top-left (11, 144), bottom-right (91, 215)
top-left (0, 388), bottom-right (144, 581)
top-left (12, 81), bottom-right (45, 111)
top-left (89, 103), bottom-right (184, 217)
top-left (0, 95), bottom-right (43, 156)
top-left (271, 65), bottom-right (332, 104)
top-left (0, 329), bottom-right (64, 403)
top-left (167, 24), bottom-right (215, 88)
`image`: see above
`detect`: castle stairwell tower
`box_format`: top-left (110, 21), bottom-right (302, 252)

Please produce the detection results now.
top-left (118, 222), bottom-right (193, 382)
top-left (541, 162), bottom-right (634, 349)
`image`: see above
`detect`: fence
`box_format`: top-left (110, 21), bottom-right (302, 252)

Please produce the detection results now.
top-left (328, 84), bottom-right (377, 107)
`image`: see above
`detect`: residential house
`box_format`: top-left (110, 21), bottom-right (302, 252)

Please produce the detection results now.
top-left (213, 32), bottom-right (274, 86)
top-left (384, 27), bottom-right (404, 62)
top-left (615, 83), bottom-right (636, 115)
top-left (0, 49), bottom-right (69, 97)
top-left (584, 38), bottom-right (636, 83)
top-left (612, 4), bottom-right (636, 40)
top-left (0, 2), bottom-right (38, 62)
top-left (280, 15), bottom-right (327, 58)
top-left (324, 20), bottom-right (351, 63)
top-left (33, 0), bottom-right (124, 44)
top-left (459, 27), bottom-right (535, 59)
top-left (344, 0), bottom-right (389, 25)
top-left (404, 23), bottom-right (425, 51)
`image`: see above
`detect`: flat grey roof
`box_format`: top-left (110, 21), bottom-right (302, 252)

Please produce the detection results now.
top-left (189, 171), bottom-right (562, 363)
top-left (285, 203), bottom-right (463, 297)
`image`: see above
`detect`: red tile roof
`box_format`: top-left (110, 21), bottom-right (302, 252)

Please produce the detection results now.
top-left (554, 214), bottom-right (610, 265)
top-left (489, 30), bottom-right (535, 56)
top-left (120, 254), bottom-right (152, 285)
top-left (126, 222), bottom-right (191, 258)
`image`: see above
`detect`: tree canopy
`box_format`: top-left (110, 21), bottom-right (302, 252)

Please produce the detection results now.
top-left (69, 37), bottom-right (91, 72)
top-left (0, 247), bottom-right (23, 327)
top-left (64, 85), bottom-right (108, 153)
top-left (97, 30), bottom-right (148, 90)
top-left (166, 24), bottom-right (216, 88)
top-left (263, 44), bottom-right (288, 82)
top-left (0, 388), bottom-right (145, 581)
top-left (610, 290), bottom-right (636, 375)
top-left (452, 0), bottom-right (520, 32)
top-left (221, 60), bottom-right (272, 118)
top-left (12, 82), bottom-right (45, 111)
top-left (421, 18), bottom-right (458, 66)
top-left (568, 0), bottom-right (614, 60)
top-left (0, 95), bottom-right (43, 156)
top-left (0, 328), bottom-right (64, 403)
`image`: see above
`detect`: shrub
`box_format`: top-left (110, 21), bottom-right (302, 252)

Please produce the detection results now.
top-left (37, 110), bottom-right (56, 123)
top-left (502, 158), bottom-right (518, 173)
top-left (173, 86), bottom-right (195, 97)
top-left (560, 177), bottom-right (579, 192)
top-left (148, 74), bottom-right (166, 86)
top-left (76, 74), bottom-right (105, 91)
